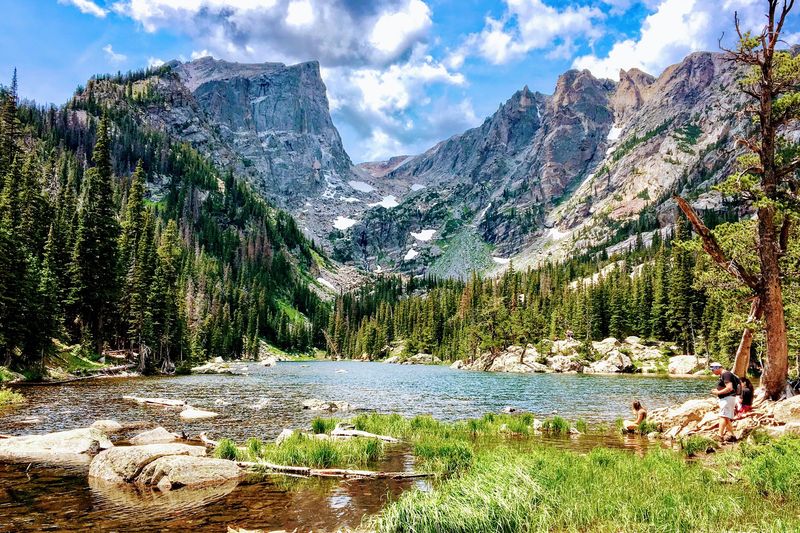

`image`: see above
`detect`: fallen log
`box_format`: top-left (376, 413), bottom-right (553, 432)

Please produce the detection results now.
top-left (236, 460), bottom-right (430, 480)
top-left (330, 428), bottom-right (400, 443)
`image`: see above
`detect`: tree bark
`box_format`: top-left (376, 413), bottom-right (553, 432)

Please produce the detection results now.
top-left (733, 297), bottom-right (762, 377)
top-left (758, 208), bottom-right (789, 398)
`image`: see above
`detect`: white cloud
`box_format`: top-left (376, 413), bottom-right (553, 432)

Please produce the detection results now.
top-left (467, 0), bottom-right (605, 65)
top-left (573, 0), bottom-right (765, 80)
top-left (190, 49), bottom-right (213, 60)
top-left (103, 44), bottom-right (127, 63)
top-left (285, 0), bottom-right (314, 27)
top-left (147, 57), bottom-right (165, 67)
top-left (59, 0), bottom-right (107, 18)
top-left (369, 0), bottom-right (431, 56)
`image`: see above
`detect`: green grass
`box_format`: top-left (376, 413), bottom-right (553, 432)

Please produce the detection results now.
top-left (680, 435), bottom-right (718, 457)
top-left (413, 439), bottom-right (474, 476)
top-left (311, 417), bottom-right (338, 434)
top-left (213, 438), bottom-right (240, 460)
top-left (636, 419), bottom-right (660, 435)
top-left (541, 416), bottom-right (571, 434)
top-left (0, 387), bottom-right (25, 406)
top-left (723, 435), bottom-right (800, 499)
top-left (0, 366), bottom-right (23, 383)
top-left (376, 444), bottom-right (800, 532)
top-left (264, 433), bottom-right (383, 468)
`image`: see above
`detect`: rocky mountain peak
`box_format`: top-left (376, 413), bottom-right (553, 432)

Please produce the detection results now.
top-left (611, 67), bottom-right (656, 121)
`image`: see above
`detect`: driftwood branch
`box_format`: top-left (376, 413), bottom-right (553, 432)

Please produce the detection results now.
top-left (673, 196), bottom-right (761, 291)
top-left (236, 461), bottom-right (431, 480)
top-left (331, 428), bottom-right (400, 443)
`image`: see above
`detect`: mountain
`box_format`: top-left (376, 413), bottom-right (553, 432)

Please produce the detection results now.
top-left (335, 52), bottom-right (747, 277)
top-left (74, 57), bottom-right (421, 247)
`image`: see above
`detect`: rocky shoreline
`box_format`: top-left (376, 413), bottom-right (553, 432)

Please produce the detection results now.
top-left (448, 336), bottom-right (710, 377)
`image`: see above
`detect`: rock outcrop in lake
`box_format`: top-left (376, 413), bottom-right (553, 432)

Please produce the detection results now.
top-left (452, 337), bottom-right (708, 376)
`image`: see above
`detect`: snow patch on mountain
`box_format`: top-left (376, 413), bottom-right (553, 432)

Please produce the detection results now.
top-left (348, 180), bottom-right (375, 193)
top-left (333, 216), bottom-right (358, 230)
top-left (369, 195), bottom-right (399, 209)
top-left (410, 229), bottom-right (436, 242)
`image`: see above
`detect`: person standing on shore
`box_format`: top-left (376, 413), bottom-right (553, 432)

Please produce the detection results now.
top-left (710, 362), bottom-right (740, 441)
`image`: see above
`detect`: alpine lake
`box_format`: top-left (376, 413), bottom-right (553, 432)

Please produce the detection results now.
top-left (0, 361), bottom-right (714, 531)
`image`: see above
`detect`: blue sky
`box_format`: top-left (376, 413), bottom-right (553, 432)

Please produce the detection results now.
top-left (2, 1), bottom-right (798, 162)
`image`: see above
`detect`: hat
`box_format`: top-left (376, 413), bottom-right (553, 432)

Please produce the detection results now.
top-left (710, 362), bottom-right (723, 368)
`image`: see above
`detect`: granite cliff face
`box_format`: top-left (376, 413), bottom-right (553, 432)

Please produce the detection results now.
top-left (75, 57), bottom-right (417, 246)
top-left (338, 51), bottom-right (748, 276)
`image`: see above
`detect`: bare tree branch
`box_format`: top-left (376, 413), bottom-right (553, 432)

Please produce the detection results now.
top-left (673, 195), bottom-right (761, 291)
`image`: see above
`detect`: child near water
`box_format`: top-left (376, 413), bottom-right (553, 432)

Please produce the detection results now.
top-left (624, 400), bottom-right (647, 432)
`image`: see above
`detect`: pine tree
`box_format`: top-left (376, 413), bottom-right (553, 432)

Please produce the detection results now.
top-left (69, 114), bottom-right (120, 355)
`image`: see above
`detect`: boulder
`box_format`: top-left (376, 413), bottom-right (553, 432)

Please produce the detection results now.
top-left (259, 356), bottom-right (277, 367)
top-left (551, 338), bottom-right (581, 356)
top-left (585, 351), bottom-right (634, 374)
top-left (772, 396), bottom-right (800, 424)
top-left (137, 455), bottom-right (241, 490)
top-left (624, 336), bottom-right (642, 345)
top-left (384, 355), bottom-right (401, 364)
top-left (484, 350), bottom-right (549, 373)
top-left (89, 444), bottom-right (207, 483)
top-left (449, 360), bottom-right (464, 370)
top-left (784, 422), bottom-right (800, 436)
top-left (191, 361), bottom-right (237, 375)
top-left (651, 398), bottom-right (716, 428)
top-left (668, 355), bottom-right (706, 375)
top-left (547, 355), bottom-right (583, 373)
top-left (592, 337), bottom-right (620, 356)
top-left (301, 399), bottom-right (353, 412)
top-left (405, 353), bottom-right (441, 365)
top-left (91, 420), bottom-right (124, 434)
top-left (179, 407), bottom-right (219, 420)
top-left (275, 429), bottom-right (295, 445)
top-left (130, 427), bottom-right (179, 445)
top-left (123, 396), bottom-right (186, 408)
top-left (0, 427), bottom-right (113, 464)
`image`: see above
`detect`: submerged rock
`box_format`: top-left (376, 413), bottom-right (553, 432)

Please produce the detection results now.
top-left (0, 428), bottom-right (113, 464)
top-left (123, 396), bottom-right (186, 408)
top-left (91, 420), bottom-right (124, 434)
top-left (179, 407), bottom-right (219, 420)
top-left (302, 399), bottom-right (353, 412)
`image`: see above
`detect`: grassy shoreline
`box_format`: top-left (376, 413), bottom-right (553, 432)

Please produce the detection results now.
top-left (214, 412), bottom-right (800, 532)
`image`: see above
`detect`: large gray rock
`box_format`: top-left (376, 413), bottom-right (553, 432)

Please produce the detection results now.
top-left (585, 350), bottom-right (634, 374)
top-left (773, 396), bottom-right (800, 424)
top-left (547, 355), bottom-right (583, 373)
top-left (129, 427), bottom-right (179, 445)
top-left (668, 355), bottom-right (707, 375)
top-left (0, 428), bottom-right (113, 464)
top-left (137, 455), bottom-right (241, 490)
top-left (89, 444), bottom-right (206, 483)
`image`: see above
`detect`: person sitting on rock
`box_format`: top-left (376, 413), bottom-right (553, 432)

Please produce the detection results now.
top-left (737, 376), bottom-right (754, 416)
top-left (624, 400), bottom-right (647, 432)
top-left (710, 362), bottom-right (740, 441)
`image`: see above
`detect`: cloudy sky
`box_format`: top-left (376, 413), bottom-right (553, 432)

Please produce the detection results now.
top-left (2, 0), bottom-right (798, 162)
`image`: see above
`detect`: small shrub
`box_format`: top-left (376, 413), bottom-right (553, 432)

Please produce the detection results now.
top-left (575, 419), bottom-right (588, 434)
top-left (213, 438), bottom-right (241, 460)
top-left (0, 388), bottom-right (24, 406)
top-left (636, 420), bottom-right (659, 435)
top-left (245, 437), bottom-right (264, 460)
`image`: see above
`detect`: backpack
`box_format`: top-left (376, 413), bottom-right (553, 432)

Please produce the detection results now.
top-left (732, 373), bottom-right (743, 396)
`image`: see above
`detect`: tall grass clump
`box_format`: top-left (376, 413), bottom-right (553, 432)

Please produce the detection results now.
top-left (311, 417), bottom-right (337, 434)
top-left (213, 438), bottom-right (241, 461)
top-left (376, 445), bottom-right (799, 532)
top-left (413, 439), bottom-right (474, 476)
top-left (0, 387), bottom-right (24, 406)
top-left (636, 420), bottom-right (659, 435)
top-left (541, 416), bottom-right (570, 434)
top-left (264, 433), bottom-right (383, 468)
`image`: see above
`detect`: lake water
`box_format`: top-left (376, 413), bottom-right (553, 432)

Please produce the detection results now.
top-left (0, 361), bottom-right (714, 531)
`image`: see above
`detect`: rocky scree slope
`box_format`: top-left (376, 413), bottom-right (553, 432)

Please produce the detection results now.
top-left (341, 52), bottom-right (749, 276)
